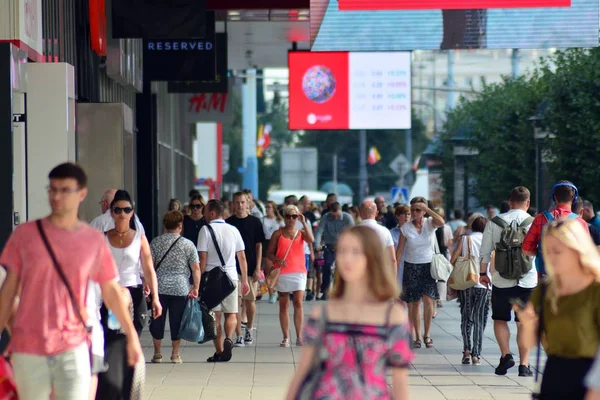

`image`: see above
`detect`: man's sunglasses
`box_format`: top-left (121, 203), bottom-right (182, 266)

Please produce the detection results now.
top-left (285, 214), bottom-right (298, 220)
top-left (190, 204), bottom-right (203, 210)
top-left (113, 207), bottom-right (133, 214)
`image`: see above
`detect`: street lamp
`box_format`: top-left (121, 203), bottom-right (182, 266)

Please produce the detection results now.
top-left (451, 125), bottom-right (479, 218)
top-left (529, 100), bottom-right (555, 213)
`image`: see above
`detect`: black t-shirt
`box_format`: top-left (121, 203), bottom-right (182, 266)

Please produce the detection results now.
top-left (182, 215), bottom-right (206, 247)
top-left (589, 224), bottom-right (600, 246)
top-left (304, 211), bottom-right (317, 226)
top-left (226, 215), bottom-right (265, 276)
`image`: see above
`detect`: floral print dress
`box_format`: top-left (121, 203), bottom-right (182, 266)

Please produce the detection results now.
top-left (300, 303), bottom-right (414, 400)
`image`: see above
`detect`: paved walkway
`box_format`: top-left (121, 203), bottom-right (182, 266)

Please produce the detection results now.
top-left (141, 299), bottom-right (543, 400)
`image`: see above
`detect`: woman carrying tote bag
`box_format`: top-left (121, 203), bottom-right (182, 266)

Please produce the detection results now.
top-left (449, 216), bottom-right (491, 365)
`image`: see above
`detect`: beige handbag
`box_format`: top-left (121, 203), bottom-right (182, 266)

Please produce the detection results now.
top-left (267, 229), bottom-right (299, 290)
top-left (448, 235), bottom-right (479, 290)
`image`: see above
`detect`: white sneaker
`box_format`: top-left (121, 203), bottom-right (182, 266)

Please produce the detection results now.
top-left (244, 329), bottom-right (254, 345)
top-left (234, 336), bottom-right (245, 347)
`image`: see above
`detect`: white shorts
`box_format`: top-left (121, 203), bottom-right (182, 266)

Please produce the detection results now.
top-left (276, 273), bottom-right (307, 293)
top-left (213, 281), bottom-right (239, 314)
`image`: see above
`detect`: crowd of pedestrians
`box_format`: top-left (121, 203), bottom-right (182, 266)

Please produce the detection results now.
top-left (2, 161), bottom-right (600, 399)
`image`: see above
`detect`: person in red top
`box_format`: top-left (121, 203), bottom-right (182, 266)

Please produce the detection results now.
top-left (522, 181), bottom-right (590, 262)
top-left (0, 163), bottom-right (142, 400)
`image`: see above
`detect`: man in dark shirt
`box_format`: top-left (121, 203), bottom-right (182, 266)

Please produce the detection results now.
top-left (574, 198), bottom-right (600, 246)
top-left (374, 196), bottom-right (397, 230)
top-left (226, 191), bottom-right (265, 347)
top-left (321, 193), bottom-right (337, 217)
top-left (183, 195), bottom-right (206, 245)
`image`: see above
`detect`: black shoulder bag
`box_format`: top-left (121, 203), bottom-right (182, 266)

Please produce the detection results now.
top-left (532, 281), bottom-right (547, 399)
top-left (36, 220), bottom-right (93, 367)
top-left (199, 224), bottom-right (235, 310)
top-left (146, 236), bottom-right (182, 314)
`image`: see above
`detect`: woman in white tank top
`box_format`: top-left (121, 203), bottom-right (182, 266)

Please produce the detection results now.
top-left (97, 190), bottom-right (160, 400)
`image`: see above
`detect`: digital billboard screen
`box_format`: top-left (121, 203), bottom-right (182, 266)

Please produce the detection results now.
top-left (310, 0), bottom-right (598, 50)
top-left (288, 51), bottom-right (411, 130)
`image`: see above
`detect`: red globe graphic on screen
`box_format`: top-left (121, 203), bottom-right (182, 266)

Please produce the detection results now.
top-left (302, 65), bottom-right (336, 103)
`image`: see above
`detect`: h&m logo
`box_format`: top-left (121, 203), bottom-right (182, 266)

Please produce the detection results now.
top-left (189, 93), bottom-right (227, 113)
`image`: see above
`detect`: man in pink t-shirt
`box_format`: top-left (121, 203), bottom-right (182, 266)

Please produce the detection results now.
top-left (0, 163), bottom-right (143, 400)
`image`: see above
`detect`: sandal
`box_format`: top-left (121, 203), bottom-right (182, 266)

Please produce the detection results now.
top-left (462, 352), bottom-right (471, 364)
top-left (424, 337), bottom-right (434, 348)
top-left (471, 356), bottom-right (481, 365)
top-left (296, 338), bottom-right (304, 347)
top-left (151, 353), bottom-right (163, 363)
top-left (280, 339), bottom-right (291, 348)
top-left (171, 354), bottom-right (183, 364)
top-left (413, 339), bottom-right (422, 349)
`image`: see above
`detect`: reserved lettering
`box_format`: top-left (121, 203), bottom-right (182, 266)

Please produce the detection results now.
top-left (146, 41), bottom-right (214, 51)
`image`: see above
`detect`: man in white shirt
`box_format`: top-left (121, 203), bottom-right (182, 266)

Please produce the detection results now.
top-left (198, 200), bottom-right (250, 363)
top-left (359, 201), bottom-right (397, 274)
top-left (479, 186), bottom-right (536, 378)
top-left (90, 189), bottom-right (145, 234)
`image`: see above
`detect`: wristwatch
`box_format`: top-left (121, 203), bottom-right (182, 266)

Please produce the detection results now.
top-left (479, 272), bottom-right (487, 276)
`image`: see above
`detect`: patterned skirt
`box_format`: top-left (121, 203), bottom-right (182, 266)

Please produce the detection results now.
top-left (401, 262), bottom-right (439, 303)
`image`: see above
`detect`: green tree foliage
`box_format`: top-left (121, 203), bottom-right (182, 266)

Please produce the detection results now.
top-left (438, 76), bottom-right (542, 207)
top-left (539, 49), bottom-right (600, 206)
top-left (297, 113), bottom-right (429, 202)
top-left (438, 48), bottom-right (600, 209)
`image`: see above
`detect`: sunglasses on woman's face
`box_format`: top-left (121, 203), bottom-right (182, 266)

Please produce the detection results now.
top-left (190, 204), bottom-right (203, 210)
top-left (113, 207), bottom-right (133, 214)
top-left (285, 214), bottom-right (298, 220)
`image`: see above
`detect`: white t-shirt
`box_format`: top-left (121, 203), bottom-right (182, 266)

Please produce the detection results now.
top-left (86, 282), bottom-right (104, 357)
top-left (401, 218), bottom-right (436, 264)
top-left (197, 219), bottom-right (245, 282)
top-left (361, 219), bottom-right (394, 249)
top-left (460, 232), bottom-right (490, 290)
top-left (107, 230), bottom-right (143, 287)
top-left (263, 217), bottom-right (283, 240)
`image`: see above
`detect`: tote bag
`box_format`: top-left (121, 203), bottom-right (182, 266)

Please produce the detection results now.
top-left (449, 235), bottom-right (479, 290)
top-left (430, 232), bottom-right (452, 281)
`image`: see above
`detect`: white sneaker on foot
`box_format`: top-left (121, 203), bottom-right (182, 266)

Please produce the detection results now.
top-left (234, 336), bottom-right (245, 347)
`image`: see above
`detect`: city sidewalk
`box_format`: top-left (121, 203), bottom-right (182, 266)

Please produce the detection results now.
top-left (142, 299), bottom-right (542, 400)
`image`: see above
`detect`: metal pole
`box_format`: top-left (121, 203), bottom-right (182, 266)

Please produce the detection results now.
top-left (332, 153), bottom-right (338, 195)
top-left (536, 142), bottom-right (542, 212)
top-left (405, 129), bottom-right (413, 186)
top-left (359, 130), bottom-right (368, 201)
top-left (446, 50), bottom-right (455, 111)
top-left (512, 49), bottom-right (520, 79)
top-left (242, 69), bottom-right (258, 196)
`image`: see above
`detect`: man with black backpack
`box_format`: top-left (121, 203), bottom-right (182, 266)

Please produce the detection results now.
top-left (479, 186), bottom-right (536, 377)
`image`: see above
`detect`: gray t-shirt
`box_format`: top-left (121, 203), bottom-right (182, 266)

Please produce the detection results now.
top-left (150, 233), bottom-right (199, 297)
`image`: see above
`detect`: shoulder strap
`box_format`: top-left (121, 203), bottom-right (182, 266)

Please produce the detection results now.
top-left (206, 224), bottom-right (226, 267)
top-left (281, 229), bottom-right (300, 262)
top-left (534, 281), bottom-right (547, 384)
top-left (542, 211), bottom-right (554, 223)
top-left (567, 213), bottom-right (579, 220)
top-left (519, 216), bottom-right (534, 228)
top-left (155, 236), bottom-right (182, 272)
top-left (491, 216), bottom-right (508, 228)
top-left (36, 220), bottom-right (90, 333)
top-left (465, 235), bottom-right (472, 257)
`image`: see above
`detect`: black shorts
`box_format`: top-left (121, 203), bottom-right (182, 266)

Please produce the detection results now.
top-left (491, 285), bottom-right (534, 322)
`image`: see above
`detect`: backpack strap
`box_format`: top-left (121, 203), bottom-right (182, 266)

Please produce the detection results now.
top-left (542, 211), bottom-right (554, 223)
top-left (519, 216), bottom-right (534, 228)
top-left (491, 216), bottom-right (508, 228)
top-left (567, 213), bottom-right (579, 220)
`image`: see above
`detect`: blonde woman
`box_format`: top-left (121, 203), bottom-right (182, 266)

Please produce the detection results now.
top-left (263, 201), bottom-right (284, 303)
top-left (286, 226), bottom-right (413, 400)
top-left (516, 219), bottom-right (600, 400)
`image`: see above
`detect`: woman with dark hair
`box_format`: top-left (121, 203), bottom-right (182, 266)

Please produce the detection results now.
top-left (105, 190), bottom-right (162, 333)
top-left (183, 194), bottom-right (206, 246)
top-left (450, 216), bottom-right (491, 365)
